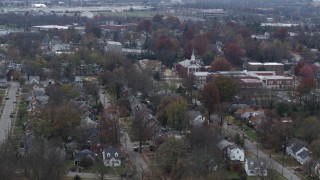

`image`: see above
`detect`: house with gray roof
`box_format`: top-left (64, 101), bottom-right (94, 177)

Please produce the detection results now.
top-left (296, 149), bottom-right (311, 165)
top-left (286, 140), bottom-right (311, 165)
top-left (102, 147), bottom-right (122, 167)
top-left (73, 149), bottom-right (95, 165)
top-left (245, 157), bottom-right (268, 177)
top-left (28, 76), bottom-right (40, 85)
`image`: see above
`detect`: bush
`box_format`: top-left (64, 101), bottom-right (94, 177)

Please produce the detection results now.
top-left (73, 175), bottom-right (81, 180)
top-left (79, 157), bottom-right (93, 169)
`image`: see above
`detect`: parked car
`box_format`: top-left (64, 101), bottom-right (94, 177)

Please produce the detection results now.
top-left (133, 145), bottom-right (143, 152)
top-left (5, 97), bottom-right (9, 100)
top-left (294, 167), bottom-right (303, 172)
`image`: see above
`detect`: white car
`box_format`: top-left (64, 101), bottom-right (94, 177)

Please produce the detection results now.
top-left (133, 145), bottom-right (143, 152)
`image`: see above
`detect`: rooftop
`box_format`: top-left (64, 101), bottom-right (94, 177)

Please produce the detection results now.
top-left (107, 41), bottom-right (122, 45)
top-left (193, 72), bottom-right (212, 76)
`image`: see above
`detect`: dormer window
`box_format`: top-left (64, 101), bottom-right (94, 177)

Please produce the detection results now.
top-left (115, 153), bottom-right (118, 157)
top-left (107, 153), bottom-right (111, 157)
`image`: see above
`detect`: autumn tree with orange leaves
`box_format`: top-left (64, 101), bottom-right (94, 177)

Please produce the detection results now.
top-left (223, 43), bottom-right (244, 67)
top-left (210, 57), bottom-right (232, 72)
top-left (156, 36), bottom-right (180, 67)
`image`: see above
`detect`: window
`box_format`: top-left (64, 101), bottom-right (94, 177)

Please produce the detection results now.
top-left (277, 81), bottom-right (282, 85)
top-left (268, 81), bottom-right (273, 85)
top-left (237, 151), bottom-right (239, 153)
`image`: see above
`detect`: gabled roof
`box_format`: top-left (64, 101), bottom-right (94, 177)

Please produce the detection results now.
top-left (291, 144), bottom-right (305, 154)
top-left (228, 144), bottom-right (243, 151)
top-left (28, 76), bottom-right (40, 84)
top-left (246, 157), bottom-right (267, 171)
top-left (74, 149), bottom-right (95, 161)
top-left (187, 111), bottom-right (202, 121)
top-left (297, 149), bottom-right (309, 159)
top-left (217, 139), bottom-right (233, 150)
top-left (241, 111), bottom-right (264, 119)
top-left (86, 127), bottom-right (103, 145)
top-left (103, 147), bottom-right (121, 160)
top-left (25, 90), bottom-right (46, 100)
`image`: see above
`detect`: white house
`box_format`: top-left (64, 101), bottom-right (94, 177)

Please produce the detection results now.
top-left (227, 145), bottom-right (245, 162)
top-left (245, 157), bottom-right (268, 177)
top-left (105, 41), bottom-right (122, 54)
top-left (193, 72), bottom-right (212, 84)
top-left (187, 110), bottom-right (206, 127)
top-left (286, 141), bottom-right (311, 165)
top-left (296, 149), bottom-right (311, 165)
top-left (102, 147), bottom-right (122, 167)
top-left (311, 160), bottom-right (320, 179)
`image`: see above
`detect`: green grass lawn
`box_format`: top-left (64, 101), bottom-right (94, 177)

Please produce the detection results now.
top-left (272, 154), bottom-right (300, 167)
top-left (227, 171), bottom-right (241, 179)
top-left (0, 89), bottom-right (6, 96)
top-left (232, 119), bottom-right (257, 141)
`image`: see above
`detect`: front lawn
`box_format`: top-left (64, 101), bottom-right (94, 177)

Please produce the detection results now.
top-left (233, 119), bottom-right (257, 141)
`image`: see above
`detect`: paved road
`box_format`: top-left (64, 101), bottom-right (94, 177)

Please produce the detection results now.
top-left (120, 124), bottom-right (149, 173)
top-left (99, 89), bottom-right (111, 110)
top-left (244, 139), bottom-right (300, 180)
top-left (99, 90), bottom-right (149, 175)
top-left (0, 82), bottom-right (19, 145)
top-left (223, 122), bottom-right (300, 180)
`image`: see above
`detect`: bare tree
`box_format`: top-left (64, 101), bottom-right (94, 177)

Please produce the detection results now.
top-left (94, 160), bottom-right (111, 180)
top-left (22, 139), bottom-right (67, 180)
top-left (0, 141), bottom-right (16, 180)
top-left (83, 80), bottom-right (100, 105)
top-left (131, 108), bottom-right (149, 154)
top-left (100, 105), bottom-right (121, 146)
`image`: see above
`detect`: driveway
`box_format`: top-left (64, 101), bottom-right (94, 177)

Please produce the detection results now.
top-left (0, 82), bottom-right (19, 145)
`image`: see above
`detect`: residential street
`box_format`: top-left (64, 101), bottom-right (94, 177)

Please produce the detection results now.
top-left (99, 90), bottom-right (149, 176)
top-left (223, 122), bottom-right (300, 180)
top-left (120, 125), bottom-right (149, 174)
top-left (0, 82), bottom-right (19, 145)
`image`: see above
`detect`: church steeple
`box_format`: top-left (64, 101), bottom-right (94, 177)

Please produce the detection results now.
top-left (191, 49), bottom-right (196, 61)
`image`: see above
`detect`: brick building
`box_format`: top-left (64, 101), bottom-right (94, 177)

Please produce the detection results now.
top-left (246, 62), bottom-right (284, 72)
